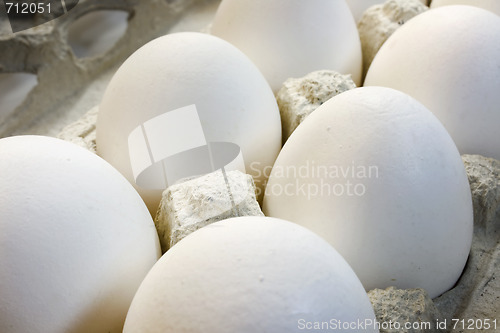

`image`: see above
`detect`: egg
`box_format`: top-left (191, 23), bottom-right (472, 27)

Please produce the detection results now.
top-left (96, 32), bottom-right (281, 214)
top-left (263, 87), bottom-right (473, 298)
top-left (210, 0), bottom-right (362, 92)
top-left (0, 136), bottom-right (160, 333)
top-left (431, 0), bottom-right (500, 15)
top-left (364, 6), bottom-right (500, 159)
top-left (123, 216), bottom-right (378, 333)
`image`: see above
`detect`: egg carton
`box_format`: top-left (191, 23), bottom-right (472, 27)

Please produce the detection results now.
top-left (2, 0), bottom-right (499, 332)
top-left (0, 0), bottom-right (220, 137)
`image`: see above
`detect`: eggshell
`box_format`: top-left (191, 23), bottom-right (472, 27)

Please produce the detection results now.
top-left (364, 6), bottom-right (500, 159)
top-left (210, 0), bottom-right (363, 91)
top-left (123, 216), bottom-right (378, 333)
top-left (431, 0), bottom-right (500, 15)
top-left (263, 87), bottom-right (473, 298)
top-left (346, 0), bottom-right (428, 22)
top-left (0, 136), bottom-right (161, 333)
top-left (96, 32), bottom-right (281, 214)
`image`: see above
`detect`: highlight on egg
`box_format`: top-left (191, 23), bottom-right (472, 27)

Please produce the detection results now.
top-left (96, 32), bottom-right (282, 214)
top-left (430, 0), bottom-right (500, 15)
top-left (123, 216), bottom-right (379, 333)
top-left (210, 0), bottom-right (363, 92)
top-left (0, 136), bottom-right (160, 333)
top-left (364, 5), bottom-right (500, 160)
top-left (263, 87), bottom-right (473, 298)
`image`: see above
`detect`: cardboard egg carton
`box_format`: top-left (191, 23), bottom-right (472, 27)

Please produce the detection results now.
top-left (3, 0), bottom-right (500, 331)
top-left (0, 0), bottom-right (219, 137)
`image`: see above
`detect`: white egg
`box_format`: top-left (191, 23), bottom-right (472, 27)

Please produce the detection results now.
top-left (96, 32), bottom-right (281, 214)
top-left (210, 0), bottom-right (362, 92)
top-left (0, 136), bottom-right (160, 333)
top-left (364, 5), bottom-right (500, 159)
top-left (431, 0), bottom-right (500, 16)
top-left (263, 87), bottom-right (473, 298)
top-left (346, 0), bottom-right (429, 22)
top-left (123, 216), bottom-right (378, 333)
